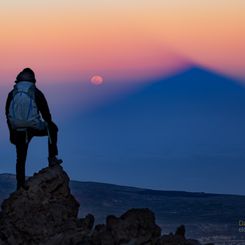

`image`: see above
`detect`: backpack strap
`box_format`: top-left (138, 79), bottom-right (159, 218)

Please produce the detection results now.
top-left (26, 95), bottom-right (33, 120)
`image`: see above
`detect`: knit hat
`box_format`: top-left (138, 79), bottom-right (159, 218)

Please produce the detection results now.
top-left (15, 68), bottom-right (36, 83)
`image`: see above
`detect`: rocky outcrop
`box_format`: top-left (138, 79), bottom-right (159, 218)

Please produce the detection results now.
top-left (90, 210), bottom-right (206, 245)
top-left (91, 208), bottom-right (161, 244)
top-left (0, 165), bottom-right (212, 245)
top-left (0, 165), bottom-right (94, 245)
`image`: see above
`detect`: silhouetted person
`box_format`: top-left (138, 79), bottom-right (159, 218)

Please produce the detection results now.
top-left (5, 68), bottom-right (62, 190)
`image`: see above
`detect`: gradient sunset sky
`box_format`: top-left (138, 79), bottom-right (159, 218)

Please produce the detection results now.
top-left (0, 0), bottom-right (244, 84)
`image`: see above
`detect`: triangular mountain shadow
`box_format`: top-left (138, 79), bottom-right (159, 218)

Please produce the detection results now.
top-left (72, 66), bottom-right (245, 157)
top-left (82, 66), bottom-right (245, 117)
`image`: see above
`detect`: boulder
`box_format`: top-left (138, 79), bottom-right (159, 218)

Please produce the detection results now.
top-left (91, 208), bottom-right (161, 244)
top-left (0, 165), bottom-right (94, 245)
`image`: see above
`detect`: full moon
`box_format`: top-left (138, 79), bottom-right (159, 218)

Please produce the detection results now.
top-left (90, 75), bottom-right (104, 85)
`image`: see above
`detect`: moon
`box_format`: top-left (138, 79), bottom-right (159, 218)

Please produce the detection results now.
top-left (90, 75), bottom-right (104, 85)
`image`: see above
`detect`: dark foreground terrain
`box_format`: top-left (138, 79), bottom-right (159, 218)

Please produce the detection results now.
top-left (0, 172), bottom-right (245, 244)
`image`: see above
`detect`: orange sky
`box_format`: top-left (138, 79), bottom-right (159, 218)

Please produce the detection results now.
top-left (0, 1), bottom-right (244, 83)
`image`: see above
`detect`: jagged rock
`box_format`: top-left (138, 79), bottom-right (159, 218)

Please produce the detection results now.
top-left (175, 225), bottom-right (185, 238)
top-left (78, 214), bottom-right (95, 231)
top-left (0, 165), bottom-right (208, 245)
top-left (91, 208), bottom-right (161, 244)
top-left (0, 165), bottom-right (94, 245)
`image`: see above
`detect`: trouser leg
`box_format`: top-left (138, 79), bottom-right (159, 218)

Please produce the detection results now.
top-left (15, 134), bottom-right (29, 190)
top-left (47, 123), bottom-right (58, 157)
top-left (29, 122), bottom-right (59, 158)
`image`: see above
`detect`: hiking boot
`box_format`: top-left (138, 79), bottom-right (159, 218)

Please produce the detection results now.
top-left (48, 156), bottom-right (63, 167)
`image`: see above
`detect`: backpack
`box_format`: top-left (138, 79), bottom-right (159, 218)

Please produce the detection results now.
top-left (8, 81), bottom-right (45, 130)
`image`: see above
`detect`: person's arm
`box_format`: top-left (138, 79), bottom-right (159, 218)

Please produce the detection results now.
top-left (35, 88), bottom-right (52, 123)
top-left (35, 87), bottom-right (59, 131)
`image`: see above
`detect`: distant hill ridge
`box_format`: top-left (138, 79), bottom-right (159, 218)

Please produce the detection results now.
top-left (0, 172), bottom-right (238, 198)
